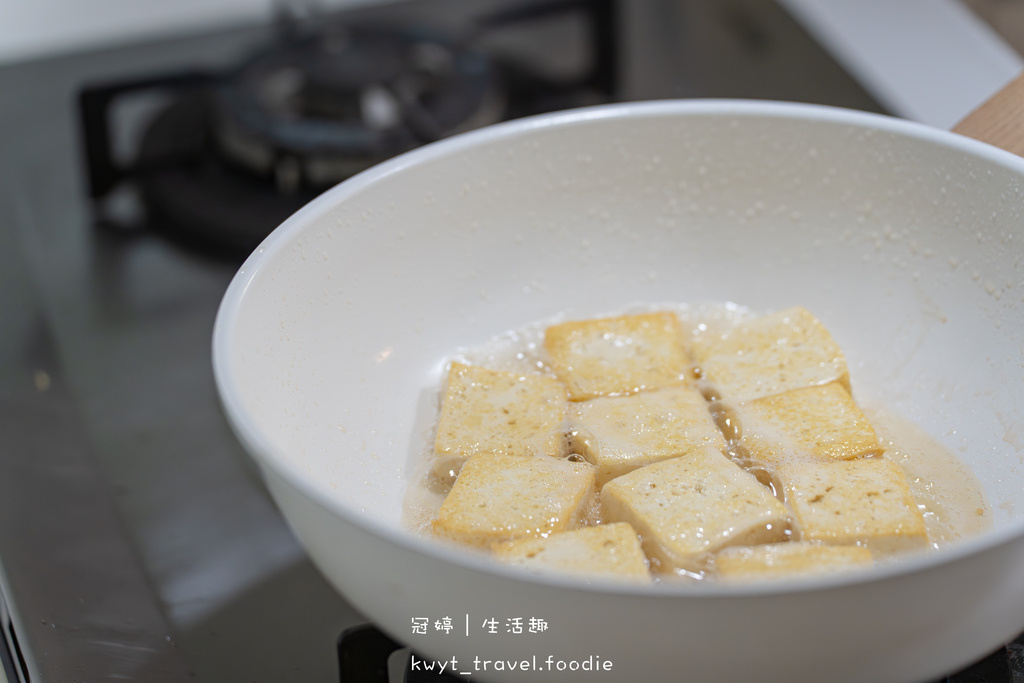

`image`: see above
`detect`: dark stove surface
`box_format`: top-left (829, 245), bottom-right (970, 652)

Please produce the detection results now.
top-left (1, 1), bottom-right (1009, 682)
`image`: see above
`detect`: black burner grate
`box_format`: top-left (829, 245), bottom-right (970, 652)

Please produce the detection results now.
top-left (77, 0), bottom-right (618, 260)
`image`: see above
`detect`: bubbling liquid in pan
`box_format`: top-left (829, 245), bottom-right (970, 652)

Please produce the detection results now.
top-left (867, 407), bottom-right (989, 548)
top-left (402, 303), bottom-right (991, 580)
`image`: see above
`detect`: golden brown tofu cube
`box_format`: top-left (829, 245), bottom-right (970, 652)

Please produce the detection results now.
top-left (568, 385), bottom-right (726, 487)
top-left (432, 452), bottom-right (595, 548)
top-left (492, 522), bottom-right (650, 583)
top-left (782, 459), bottom-right (928, 554)
top-left (544, 311), bottom-right (691, 401)
top-left (692, 307), bottom-right (849, 402)
top-left (434, 363), bottom-right (567, 467)
top-left (740, 382), bottom-right (883, 466)
top-left (714, 542), bottom-right (873, 582)
top-left (600, 446), bottom-right (789, 573)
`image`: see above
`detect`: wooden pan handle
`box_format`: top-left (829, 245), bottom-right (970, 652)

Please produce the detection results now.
top-left (952, 71), bottom-right (1024, 155)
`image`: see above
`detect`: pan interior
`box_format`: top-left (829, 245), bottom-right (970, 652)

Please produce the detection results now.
top-left (222, 102), bottom-right (1024, 550)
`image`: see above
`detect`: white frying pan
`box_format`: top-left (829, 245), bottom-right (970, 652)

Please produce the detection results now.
top-left (213, 76), bottom-right (1024, 682)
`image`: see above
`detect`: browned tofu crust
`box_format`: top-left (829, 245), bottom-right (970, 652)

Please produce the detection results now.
top-left (492, 522), bottom-right (650, 582)
top-left (434, 362), bottom-right (567, 462)
top-left (568, 385), bottom-right (726, 486)
top-left (740, 382), bottom-right (883, 465)
top-left (544, 311), bottom-right (692, 401)
top-left (781, 459), bottom-right (928, 553)
top-left (692, 306), bottom-right (849, 402)
top-left (600, 447), bottom-right (790, 572)
top-left (432, 452), bottom-right (596, 547)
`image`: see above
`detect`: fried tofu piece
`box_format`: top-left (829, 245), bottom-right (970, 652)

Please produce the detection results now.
top-left (492, 522), bottom-right (650, 583)
top-left (740, 382), bottom-right (883, 466)
top-left (434, 363), bottom-right (567, 469)
top-left (714, 542), bottom-right (873, 582)
top-left (692, 307), bottom-right (848, 402)
top-left (782, 459), bottom-right (928, 554)
top-left (432, 452), bottom-right (595, 548)
top-left (600, 446), bottom-right (789, 573)
top-left (544, 311), bottom-right (691, 401)
top-left (568, 385), bottom-right (726, 487)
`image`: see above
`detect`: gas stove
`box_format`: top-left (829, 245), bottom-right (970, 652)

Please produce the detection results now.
top-left (78, 0), bottom-right (617, 259)
top-left (0, 0), bottom-right (1018, 681)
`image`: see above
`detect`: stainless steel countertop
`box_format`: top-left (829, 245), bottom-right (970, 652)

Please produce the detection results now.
top-left (0, 1), bottom-right (883, 680)
top-left (0, 23), bottom-right (363, 682)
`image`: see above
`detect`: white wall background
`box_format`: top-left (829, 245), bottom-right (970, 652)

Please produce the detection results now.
top-left (0, 0), bottom-right (378, 65)
top-left (779, 0), bottom-right (1022, 128)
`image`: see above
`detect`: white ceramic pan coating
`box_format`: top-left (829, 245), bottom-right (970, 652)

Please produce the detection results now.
top-left (213, 100), bottom-right (1024, 682)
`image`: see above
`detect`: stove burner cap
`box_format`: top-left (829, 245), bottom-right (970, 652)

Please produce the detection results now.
top-left (214, 24), bottom-right (503, 190)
